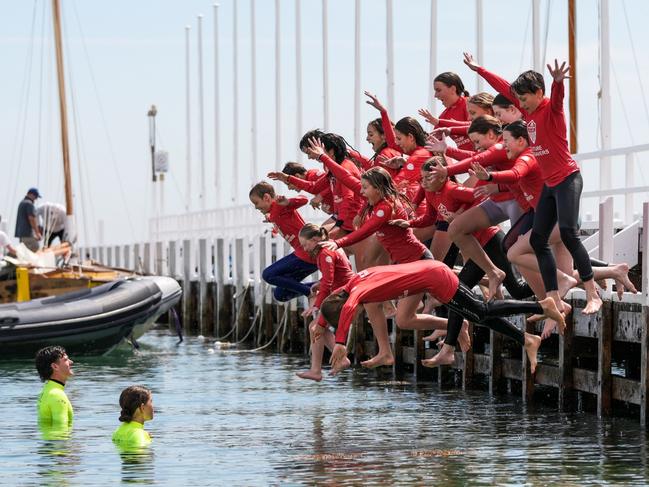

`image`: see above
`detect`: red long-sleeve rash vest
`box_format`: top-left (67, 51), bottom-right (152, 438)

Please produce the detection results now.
top-left (330, 260), bottom-right (459, 344)
top-left (266, 196), bottom-right (316, 264)
top-left (477, 67), bottom-right (579, 187)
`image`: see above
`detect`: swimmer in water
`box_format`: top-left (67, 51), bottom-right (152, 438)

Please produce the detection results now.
top-left (112, 386), bottom-right (154, 449)
top-left (36, 346), bottom-right (74, 427)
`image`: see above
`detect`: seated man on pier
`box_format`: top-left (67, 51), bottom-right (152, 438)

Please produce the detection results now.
top-left (317, 259), bottom-right (565, 376)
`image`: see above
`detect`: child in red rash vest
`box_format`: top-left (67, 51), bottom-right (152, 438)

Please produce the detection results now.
top-left (346, 118), bottom-right (401, 179)
top-left (472, 120), bottom-right (637, 338)
top-left (296, 224), bottom-right (356, 382)
top-left (317, 260), bottom-right (564, 375)
top-left (249, 182), bottom-right (318, 302)
top-left (364, 91), bottom-right (433, 213)
top-left (463, 52), bottom-right (602, 316)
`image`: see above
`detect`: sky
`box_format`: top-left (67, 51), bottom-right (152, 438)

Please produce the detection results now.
top-left (1, 0), bottom-right (648, 245)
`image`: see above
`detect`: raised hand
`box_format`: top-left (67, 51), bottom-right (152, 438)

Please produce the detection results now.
top-left (306, 137), bottom-right (326, 160)
top-left (425, 133), bottom-right (447, 153)
top-left (381, 156), bottom-right (405, 169)
top-left (473, 183), bottom-right (499, 199)
top-left (276, 195), bottom-right (289, 206)
top-left (468, 161), bottom-right (490, 180)
top-left (418, 108), bottom-right (439, 126)
top-left (268, 171), bottom-right (289, 183)
top-left (388, 219), bottom-right (410, 228)
top-left (309, 194), bottom-right (322, 209)
top-left (463, 52), bottom-right (481, 72)
top-left (427, 163), bottom-right (448, 179)
top-left (547, 59), bottom-right (570, 83)
top-left (317, 240), bottom-right (338, 251)
top-left (364, 91), bottom-right (386, 112)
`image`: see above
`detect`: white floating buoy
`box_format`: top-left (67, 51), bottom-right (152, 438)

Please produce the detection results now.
top-left (207, 348), bottom-right (215, 354)
top-left (213, 341), bottom-right (233, 349)
top-left (197, 335), bottom-right (206, 342)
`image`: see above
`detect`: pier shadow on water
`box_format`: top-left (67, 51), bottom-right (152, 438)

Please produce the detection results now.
top-left (1, 328), bottom-right (649, 485)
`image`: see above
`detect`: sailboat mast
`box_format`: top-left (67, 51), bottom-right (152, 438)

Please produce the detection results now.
top-left (51, 0), bottom-right (74, 215)
top-left (568, 0), bottom-right (578, 153)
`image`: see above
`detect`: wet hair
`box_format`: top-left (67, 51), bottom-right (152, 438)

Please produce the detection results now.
top-left (35, 346), bottom-right (67, 382)
top-left (320, 291), bottom-right (350, 327)
top-left (504, 120), bottom-right (530, 145)
top-left (468, 115), bottom-right (502, 136)
top-left (434, 72), bottom-right (469, 97)
top-left (282, 162), bottom-right (307, 176)
top-left (467, 92), bottom-right (494, 113)
top-left (359, 167), bottom-right (413, 222)
top-left (118, 385), bottom-right (152, 423)
top-left (510, 70), bottom-right (545, 96)
top-left (320, 133), bottom-right (348, 163)
top-left (492, 93), bottom-right (516, 108)
top-left (299, 223), bottom-right (329, 240)
top-left (299, 129), bottom-right (325, 151)
top-left (394, 117), bottom-right (427, 147)
top-left (249, 181), bottom-right (275, 199)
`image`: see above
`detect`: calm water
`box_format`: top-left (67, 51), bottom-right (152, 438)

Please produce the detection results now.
top-left (2, 328), bottom-right (649, 486)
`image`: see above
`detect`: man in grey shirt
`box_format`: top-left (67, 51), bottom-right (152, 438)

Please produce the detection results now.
top-left (15, 188), bottom-right (42, 252)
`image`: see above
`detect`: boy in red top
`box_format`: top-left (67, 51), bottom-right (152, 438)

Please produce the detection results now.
top-left (249, 182), bottom-right (318, 302)
top-left (278, 161), bottom-right (335, 215)
top-left (318, 260), bottom-right (564, 375)
top-left (464, 52), bottom-right (602, 316)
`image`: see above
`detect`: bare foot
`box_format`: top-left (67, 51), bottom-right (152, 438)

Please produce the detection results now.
top-left (487, 269), bottom-right (506, 301)
top-left (421, 345), bottom-right (455, 368)
top-left (297, 370), bottom-right (323, 382)
top-left (541, 319), bottom-right (557, 339)
top-left (582, 292), bottom-right (603, 315)
top-left (524, 333), bottom-right (542, 374)
top-left (538, 297), bottom-right (566, 335)
top-left (330, 357), bottom-right (351, 376)
top-left (612, 263), bottom-right (638, 300)
top-left (558, 273), bottom-right (578, 298)
top-left (383, 300), bottom-right (397, 318)
top-left (361, 353), bottom-right (395, 369)
top-left (458, 321), bottom-right (472, 353)
top-left (479, 284), bottom-right (490, 301)
top-left (422, 329), bottom-right (447, 342)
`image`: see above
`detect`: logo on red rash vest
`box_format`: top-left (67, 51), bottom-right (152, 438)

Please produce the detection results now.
top-left (436, 203), bottom-right (452, 221)
top-left (527, 120), bottom-right (537, 144)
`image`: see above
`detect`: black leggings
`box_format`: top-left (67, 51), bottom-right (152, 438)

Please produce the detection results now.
top-left (444, 232), bottom-right (533, 347)
top-left (444, 282), bottom-right (544, 347)
top-left (529, 171), bottom-right (593, 291)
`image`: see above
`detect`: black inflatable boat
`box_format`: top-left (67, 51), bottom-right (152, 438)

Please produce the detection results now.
top-left (0, 276), bottom-right (181, 357)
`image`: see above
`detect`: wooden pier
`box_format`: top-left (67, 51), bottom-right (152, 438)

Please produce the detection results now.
top-left (81, 201), bottom-right (649, 423)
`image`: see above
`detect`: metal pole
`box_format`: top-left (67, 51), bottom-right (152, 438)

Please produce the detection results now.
top-left (185, 25), bottom-right (192, 212)
top-left (386, 0), bottom-right (395, 116)
top-left (532, 0), bottom-right (541, 71)
top-left (427, 0), bottom-right (437, 113)
top-left (197, 14), bottom-right (206, 211)
top-left (232, 0), bottom-right (239, 203)
top-left (251, 0), bottom-right (258, 181)
top-left (275, 0), bottom-right (282, 170)
top-left (599, 0), bottom-right (612, 193)
top-left (475, 0), bottom-right (484, 92)
top-left (354, 0), bottom-right (361, 149)
top-left (213, 4), bottom-right (221, 206)
top-left (322, 0), bottom-right (329, 130)
top-left (568, 0), bottom-right (578, 153)
top-left (295, 0), bottom-right (303, 160)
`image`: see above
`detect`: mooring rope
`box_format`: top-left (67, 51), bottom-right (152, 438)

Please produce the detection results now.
top-left (224, 302), bottom-right (289, 354)
top-left (213, 282), bottom-right (251, 341)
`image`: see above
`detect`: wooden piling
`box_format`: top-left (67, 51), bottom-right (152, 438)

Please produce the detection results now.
top-left (598, 301), bottom-right (613, 417)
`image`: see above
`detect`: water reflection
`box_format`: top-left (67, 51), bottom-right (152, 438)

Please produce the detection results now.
top-left (117, 448), bottom-right (155, 485)
top-left (36, 426), bottom-right (79, 486)
top-left (0, 329), bottom-right (648, 485)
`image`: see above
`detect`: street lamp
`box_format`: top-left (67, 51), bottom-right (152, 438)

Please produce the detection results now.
top-left (148, 105), bottom-right (157, 182)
